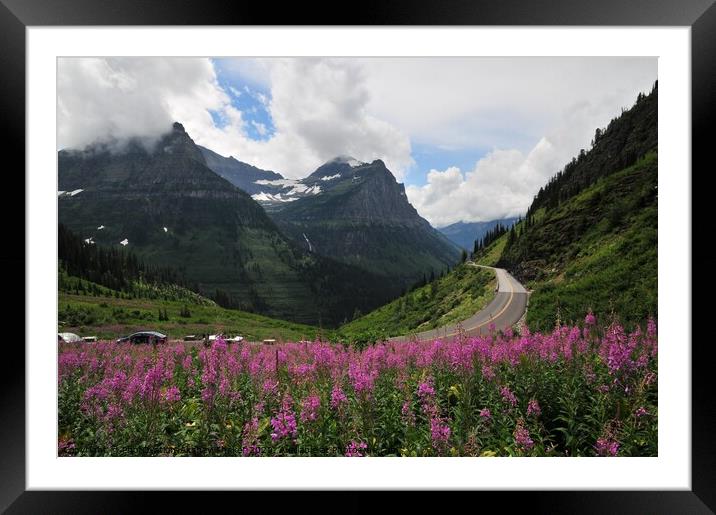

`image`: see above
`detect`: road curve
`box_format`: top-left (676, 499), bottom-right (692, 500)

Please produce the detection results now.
top-left (389, 264), bottom-right (529, 342)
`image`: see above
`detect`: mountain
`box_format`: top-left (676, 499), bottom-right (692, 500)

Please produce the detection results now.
top-left (345, 82), bottom-right (658, 337)
top-left (439, 218), bottom-right (519, 250)
top-left (265, 156), bottom-right (461, 286)
top-left (197, 145), bottom-right (284, 196)
top-left (57, 123), bottom-right (396, 327)
top-left (199, 146), bottom-right (330, 208)
top-left (479, 83), bottom-right (658, 331)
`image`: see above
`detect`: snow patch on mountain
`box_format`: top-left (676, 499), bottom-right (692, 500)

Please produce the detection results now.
top-left (320, 173), bottom-right (341, 181)
top-left (302, 233), bottom-right (313, 252)
top-left (254, 179), bottom-right (297, 187)
top-left (253, 178), bottom-right (322, 200)
top-left (251, 192), bottom-right (299, 203)
top-left (305, 185), bottom-right (321, 195)
top-left (58, 189), bottom-right (84, 197)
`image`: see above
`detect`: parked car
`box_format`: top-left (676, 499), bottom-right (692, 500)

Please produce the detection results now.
top-left (206, 334), bottom-right (241, 342)
top-left (116, 331), bottom-right (167, 345)
top-left (58, 332), bottom-right (82, 343)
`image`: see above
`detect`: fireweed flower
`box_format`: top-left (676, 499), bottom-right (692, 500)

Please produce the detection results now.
top-left (58, 312), bottom-right (657, 457)
top-left (585, 311), bottom-right (597, 326)
top-left (348, 362), bottom-right (377, 397)
top-left (481, 365), bottom-right (496, 382)
top-left (330, 384), bottom-right (348, 410)
top-left (58, 438), bottom-right (76, 457)
top-left (417, 377), bottom-right (436, 399)
top-left (514, 420), bottom-right (534, 452)
top-left (270, 395), bottom-right (298, 442)
top-left (430, 417), bottom-right (451, 450)
top-left (163, 385), bottom-right (181, 404)
top-left (300, 394), bottom-right (321, 423)
top-left (595, 437), bottom-right (620, 456)
top-left (242, 417), bottom-right (261, 456)
top-left (500, 385), bottom-right (518, 407)
top-left (527, 399), bottom-right (541, 417)
top-left (219, 376), bottom-right (231, 398)
top-left (345, 441), bottom-right (368, 457)
top-left (262, 379), bottom-right (279, 397)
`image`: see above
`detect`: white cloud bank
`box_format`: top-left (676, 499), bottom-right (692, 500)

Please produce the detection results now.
top-left (407, 85), bottom-right (657, 227)
top-left (58, 57), bottom-right (413, 179)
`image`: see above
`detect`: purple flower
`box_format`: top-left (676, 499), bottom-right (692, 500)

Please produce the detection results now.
top-left (262, 379), bottom-right (278, 396)
top-left (481, 365), bottom-right (496, 381)
top-left (163, 385), bottom-right (181, 403)
top-left (595, 437), bottom-right (620, 456)
top-left (500, 385), bottom-right (518, 407)
top-left (585, 311), bottom-right (597, 326)
top-left (242, 417), bottom-right (261, 456)
top-left (430, 417), bottom-right (451, 449)
top-left (527, 399), bottom-right (541, 417)
top-left (479, 408), bottom-right (491, 420)
top-left (58, 438), bottom-right (76, 456)
top-left (635, 406), bottom-right (648, 418)
top-left (270, 395), bottom-right (297, 441)
top-left (330, 384), bottom-right (348, 409)
top-left (219, 376), bottom-right (230, 398)
top-left (300, 394), bottom-right (321, 423)
top-left (514, 421), bottom-right (534, 452)
top-left (417, 377), bottom-right (436, 398)
top-left (345, 440), bottom-right (368, 457)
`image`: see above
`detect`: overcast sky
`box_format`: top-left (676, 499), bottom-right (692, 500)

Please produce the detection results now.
top-left (58, 57), bottom-right (657, 227)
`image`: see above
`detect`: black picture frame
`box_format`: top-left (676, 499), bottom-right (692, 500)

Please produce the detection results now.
top-left (2, 0), bottom-right (712, 511)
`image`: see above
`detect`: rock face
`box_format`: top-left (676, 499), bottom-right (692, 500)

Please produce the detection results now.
top-left (268, 157), bottom-right (461, 284)
top-left (198, 145), bottom-right (284, 196)
top-left (57, 124), bottom-right (394, 326)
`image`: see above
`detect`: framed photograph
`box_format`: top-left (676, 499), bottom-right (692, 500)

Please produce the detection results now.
top-left (3, 0), bottom-right (711, 510)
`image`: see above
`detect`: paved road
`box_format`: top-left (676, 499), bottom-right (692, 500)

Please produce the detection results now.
top-left (389, 264), bottom-right (529, 342)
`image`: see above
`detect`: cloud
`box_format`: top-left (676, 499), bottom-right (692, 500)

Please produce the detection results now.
top-left (406, 92), bottom-right (646, 227)
top-left (57, 56), bottom-right (655, 204)
top-left (57, 58), bottom-right (230, 151)
top-left (251, 120), bottom-right (268, 137)
top-left (363, 57), bottom-right (657, 152)
top-left (58, 57), bottom-right (413, 180)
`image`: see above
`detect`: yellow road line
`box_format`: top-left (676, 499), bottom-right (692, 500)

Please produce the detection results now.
top-left (444, 270), bottom-right (515, 337)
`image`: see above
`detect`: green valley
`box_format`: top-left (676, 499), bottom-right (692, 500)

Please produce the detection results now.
top-left (339, 263), bottom-right (496, 343)
top-left (59, 279), bottom-right (326, 342)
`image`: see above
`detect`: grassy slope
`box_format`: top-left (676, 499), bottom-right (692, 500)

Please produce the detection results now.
top-left (339, 263), bottom-right (496, 340)
top-left (476, 152), bottom-right (657, 332)
top-left (58, 277), bottom-right (325, 342)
